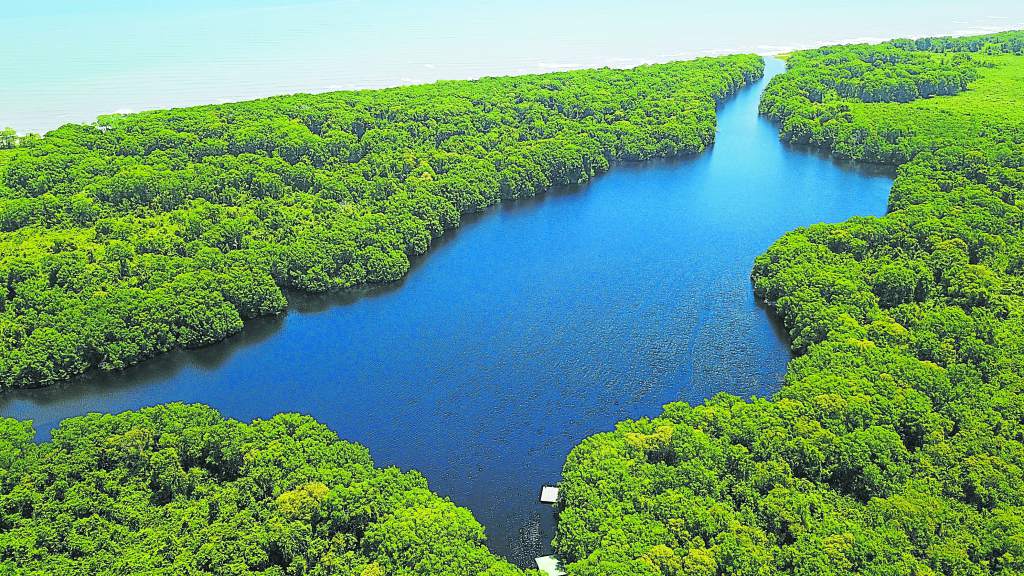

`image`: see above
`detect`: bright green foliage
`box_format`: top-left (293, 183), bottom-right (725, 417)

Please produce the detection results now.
top-left (761, 31), bottom-right (1024, 162)
top-left (0, 129), bottom-right (17, 151)
top-left (0, 404), bottom-right (536, 575)
top-left (554, 32), bottom-right (1024, 575)
top-left (0, 55), bottom-right (763, 388)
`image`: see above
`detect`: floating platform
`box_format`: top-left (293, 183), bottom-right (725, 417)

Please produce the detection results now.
top-left (540, 485), bottom-right (559, 504)
top-left (535, 556), bottom-right (566, 576)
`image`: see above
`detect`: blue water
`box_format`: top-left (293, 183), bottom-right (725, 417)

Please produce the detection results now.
top-left (0, 59), bottom-right (893, 565)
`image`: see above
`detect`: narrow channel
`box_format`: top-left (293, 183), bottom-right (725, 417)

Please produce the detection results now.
top-left (0, 58), bottom-right (893, 566)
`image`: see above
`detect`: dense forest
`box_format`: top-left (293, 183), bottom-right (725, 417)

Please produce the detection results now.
top-left (0, 404), bottom-right (537, 575)
top-left (0, 55), bottom-right (762, 388)
top-left (7, 28), bottom-right (1024, 576)
top-left (553, 31), bottom-right (1024, 575)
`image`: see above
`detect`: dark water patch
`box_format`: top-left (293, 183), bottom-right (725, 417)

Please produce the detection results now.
top-left (0, 59), bottom-right (893, 566)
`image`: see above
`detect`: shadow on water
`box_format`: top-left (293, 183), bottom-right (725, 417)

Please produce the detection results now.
top-left (781, 140), bottom-right (898, 179)
top-left (754, 294), bottom-right (793, 349)
top-left (0, 314), bottom-right (286, 412)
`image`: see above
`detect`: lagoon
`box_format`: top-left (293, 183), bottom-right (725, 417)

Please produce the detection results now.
top-left (0, 59), bottom-right (893, 565)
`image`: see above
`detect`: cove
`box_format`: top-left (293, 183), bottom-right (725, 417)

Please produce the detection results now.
top-left (0, 59), bottom-right (893, 566)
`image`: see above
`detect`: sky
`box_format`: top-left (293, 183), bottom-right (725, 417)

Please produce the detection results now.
top-left (3, 0), bottom-right (1023, 134)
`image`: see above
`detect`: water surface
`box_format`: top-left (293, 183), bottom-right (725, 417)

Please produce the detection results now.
top-left (0, 59), bottom-right (893, 566)
top-left (3, 1), bottom-right (1021, 133)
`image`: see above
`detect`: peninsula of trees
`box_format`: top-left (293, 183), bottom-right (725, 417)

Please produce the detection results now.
top-left (0, 404), bottom-right (536, 575)
top-left (0, 55), bottom-right (762, 388)
top-left (554, 31), bottom-right (1024, 575)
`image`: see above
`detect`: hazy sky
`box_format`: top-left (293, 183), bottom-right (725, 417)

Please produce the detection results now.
top-left (3, 0), bottom-right (1023, 133)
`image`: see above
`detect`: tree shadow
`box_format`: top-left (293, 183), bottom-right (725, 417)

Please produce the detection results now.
top-left (0, 313), bottom-right (285, 412)
top-left (781, 140), bottom-right (899, 179)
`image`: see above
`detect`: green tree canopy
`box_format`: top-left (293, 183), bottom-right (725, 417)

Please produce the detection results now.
top-left (554, 30), bottom-right (1024, 576)
top-left (0, 404), bottom-right (536, 575)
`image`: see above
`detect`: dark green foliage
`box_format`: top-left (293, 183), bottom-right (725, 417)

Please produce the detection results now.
top-left (554, 31), bottom-right (1024, 575)
top-left (0, 404), bottom-right (534, 575)
top-left (0, 55), bottom-right (763, 388)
